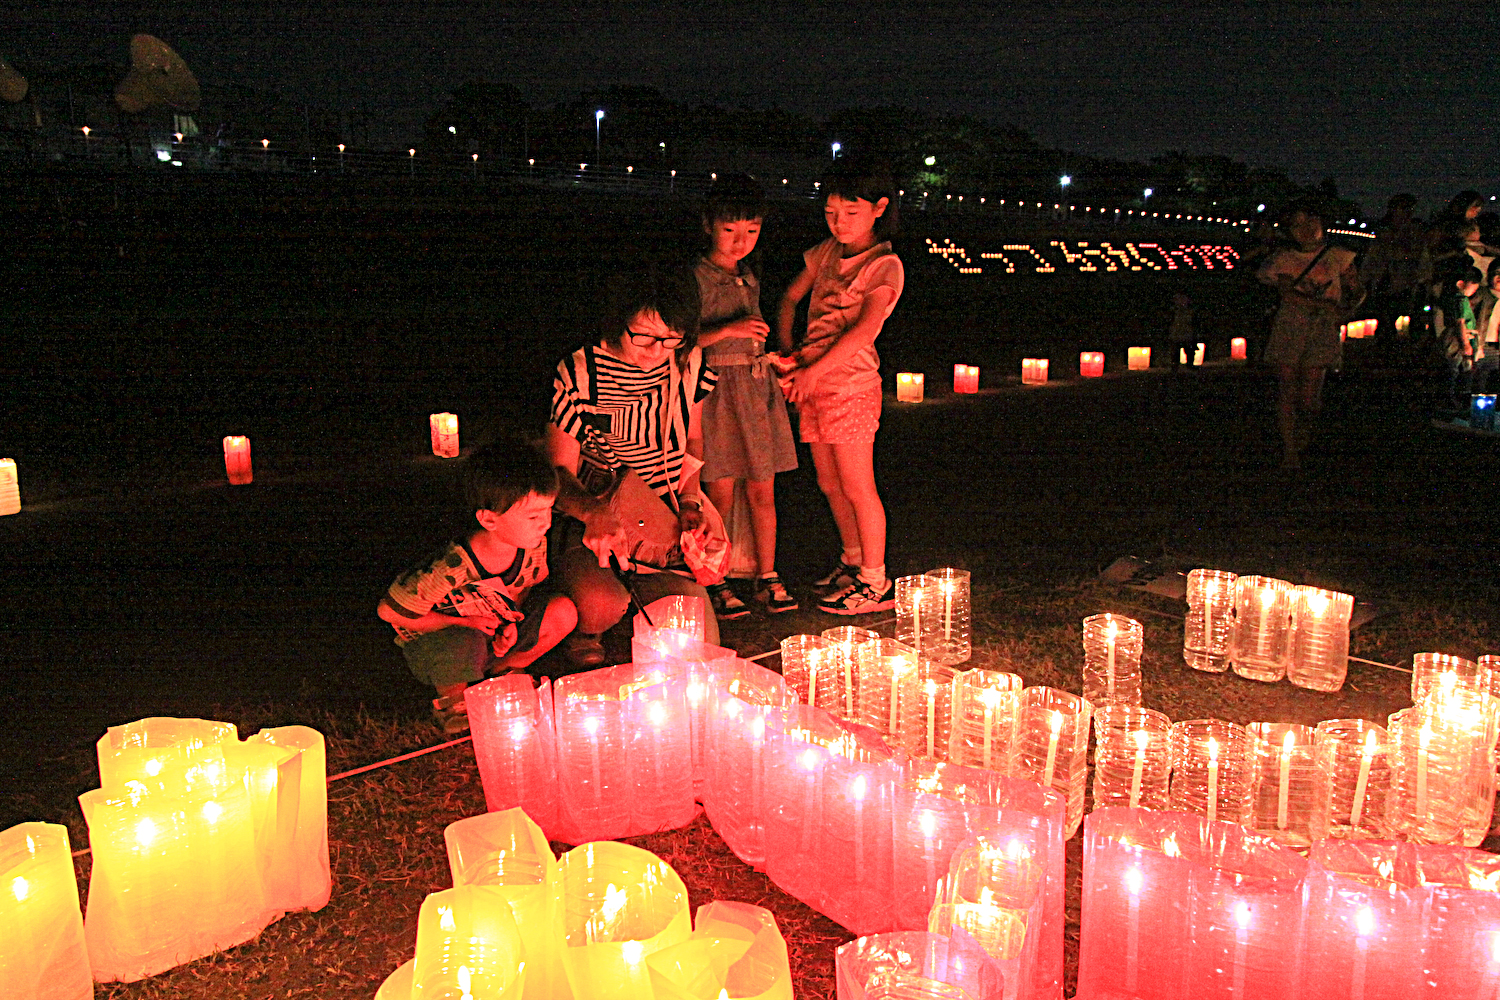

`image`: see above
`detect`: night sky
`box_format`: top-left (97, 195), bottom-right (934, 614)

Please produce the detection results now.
top-left (11, 1), bottom-right (1495, 211)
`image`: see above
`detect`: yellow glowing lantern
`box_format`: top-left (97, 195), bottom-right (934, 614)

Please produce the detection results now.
top-left (430, 412), bottom-right (460, 458)
top-left (646, 901), bottom-right (793, 1000)
top-left (1395, 315), bottom-right (1411, 335)
top-left (0, 458), bottom-right (19, 515)
top-left (1021, 359), bottom-right (1049, 385)
top-left (412, 886), bottom-right (527, 1000)
top-left (0, 822), bottom-right (92, 1000)
top-left (1079, 352), bottom-right (1104, 378)
top-left (1231, 337), bottom-right (1247, 360)
top-left (1127, 346), bottom-right (1151, 370)
top-left (896, 373), bottom-right (925, 402)
top-left (222, 435), bottom-right (252, 485)
top-left (953, 364), bottom-right (980, 394)
top-left (223, 738), bottom-right (302, 916)
top-left (247, 726), bottom-right (331, 913)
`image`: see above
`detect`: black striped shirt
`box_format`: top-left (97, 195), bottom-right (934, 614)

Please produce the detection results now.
top-left (551, 344), bottom-right (718, 500)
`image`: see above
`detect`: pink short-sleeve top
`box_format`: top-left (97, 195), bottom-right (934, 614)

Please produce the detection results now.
top-left (800, 237), bottom-right (904, 395)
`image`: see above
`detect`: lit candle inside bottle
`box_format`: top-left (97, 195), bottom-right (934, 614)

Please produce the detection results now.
top-left (843, 646), bottom-right (855, 716)
top-left (942, 580), bottom-right (953, 645)
top-left (1277, 731), bottom-right (1294, 829)
top-left (1042, 711), bottom-right (1063, 788)
top-left (1258, 585), bottom-right (1275, 657)
top-left (1350, 729), bottom-right (1376, 829)
top-left (1231, 901), bottom-right (1250, 995)
top-left (981, 689), bottom-right (996, 770)
top-left (1416, 723), bottom-right (1431, 826)
top-left (1125, 866), bottom-right (1142, 993)
top-left (888, 658), bottom-right (906, 734)
top-left (1130, 729), bottom-right (1148, 808)
top-left (912, 589), bottom-right (923, 657)
top-left (925, 679), bottom-right (938, 759)
top-left (799, 748), bottom-right (818, 852)
top-left (1106, 620), bottom-right (1118, 701)
top-left (807, 651), bottom-right (819, 707)
top-left (584, 715), bottom-right (603, 797)
top-left (1351, 907), bottom-right (1374, 1000)
top-left (852, 775), bottom-right (867, 871)
top-left (1207, 737), bottom-right (1220, 823)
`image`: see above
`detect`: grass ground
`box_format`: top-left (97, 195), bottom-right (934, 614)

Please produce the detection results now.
top-left (2, 177), bottom-right (1495, 997)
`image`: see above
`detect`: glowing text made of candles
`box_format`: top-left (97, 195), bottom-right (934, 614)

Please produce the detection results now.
top-left (926, 238), bottom-right (1240, 275)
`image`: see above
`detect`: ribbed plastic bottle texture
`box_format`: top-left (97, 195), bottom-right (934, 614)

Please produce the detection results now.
top-left (922, 567), bottom-right (972, 665)
top-left (895, 662), bottom-right (958, 763)
top-left (820, 626), bottom-right (881, 722)
top-left (466, 674), bottom-right (559, 835)
top-left (814, 754), bottom-right (901, 936)
top-left (1183, 569), bottom-right (1236, 673)
top-left (1169, 719), bottom-right (1255, 827)
top-left (412, 885), bottom-right (526, 1000)
top-left (1082, 612), bottom-right (1144, 708)
top-left (780, 634), bottom-right (840, 711)
top-left (855, 638), bottom-right (920, 740)
top-left (1286, 585), bottom-right (1354, 692)
top-left (1091, 705), bottom-right (1172, 813)
top-left (1386, 705), bottom-right (1470, 846)
top-left (1248, 722), bottom-right (1324, 852)
top-left (1012, 686), bottom-right (1091, 839)
top-left (949, 669), bottom-right (1023, 774)
top-left (1314, 719), bottom-right (1391, 841)
top-left (553, 667), bottom-right (634, 843)
top-left (1229, 576), bottom-right (1293, 683)
top-left (703, 662), bottom-right (788, 870)
top-left (835, 931), bottom-right (1005, 1000)
top-left (761, 705), bottom-right (853, 915)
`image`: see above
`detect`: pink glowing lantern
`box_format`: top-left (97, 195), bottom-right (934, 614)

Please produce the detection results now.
top-left (815, 754), bottom-right (902, 936)
top-left (223, 435), bottom-right (252, 485)
top-left (1021, 358), bottom-right (1049, 385)
top-left (429, 412), bottom-right (459, 458)
top-left (633, 595), bottom-right (706, 637)
top-left (1231, 336), bottom-right (1248, 360)
top-left (1417, 845), bottom-right (1500, 994)
top-left (1127, 346), bottom-right (1151, 370)
top-left (953, 364), bottom-right (980, 394)
top-left (556, 841), bottom-right (692, 999)
top-left (1079, 352), bottom-right (1104, 378)
top-left (704, 662), bottom-right (790, 870)
top-left (445, 808), bottom-right (565, 1000)
top-left (836, 931), bottom-right (1005, 1000)
top-left (1077, 807), bottom-right (1309, 999)
top-left (466, 673), bottom-right (560, 836)
top-left (0, 458), bottom-right (19, 515)
top-left (0, 822), bottom-right (91, 1000)
top-left (1303, 840), bottom-right (1424, 1000)
top-left (645, 901), bottom-right (793, 1000)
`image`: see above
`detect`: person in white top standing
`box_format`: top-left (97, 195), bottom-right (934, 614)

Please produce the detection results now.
top-left (1257, 203), bottom-right (1361, 470)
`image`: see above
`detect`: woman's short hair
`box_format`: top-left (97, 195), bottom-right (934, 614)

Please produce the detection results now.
top-left (820, 157), bottom-right (900, 239)
top-left (600, 264), bottom-right (702, 363)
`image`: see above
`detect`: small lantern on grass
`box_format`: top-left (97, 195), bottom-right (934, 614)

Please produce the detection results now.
top-left (412, 886), bottom-right (526, 1000)
top-left (1091, 705), bottom-right (1171, 811)
top-left (1314, 719), bottom-right (1391, 841)
top-left (951, 669), bottom-right (1023, 772)
top-left (953, 364), bottom-right (979, 393)
top-left (1229, 576), bottom-right (1293, 683)
top-left (1079, 352), bottom-right (1104, 377)
top-left (923, 567), bottom-right (971, 664)
top-left (0, 458), bottom-right (19, 515)
top-left (429, 412), bottom-right (459, 458)
top-left (1184, 568), bottom-right (1237, 673)
top-left (1169, 719), bottom-right (1254, 826)
top-left (1127, 346), bottom-right (1151, 370)
top-left (821, 626), bottom-right (880, 719)
top-left (1286, 585), bottom-right (1354, 691)
top-left (1021, 358), bottom-right (1049, 385)
top-left (1081, 613), bottom-right (1143, 708)
top-left (223, 436), bottom-right (252, 485)
top-left (1013, 686), bottom-right (1091, 838)
top-left (0, 822), bottom-right (92, 1000)
top-left (1231, 337), bottom-right (1248, 360)
top-left (896, 372), bottom-right (925, 402)
top-left (1248, 722), bottom-right (1323, 852)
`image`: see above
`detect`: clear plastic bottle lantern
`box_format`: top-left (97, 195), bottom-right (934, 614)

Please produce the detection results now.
top-left (429, 412), bottom-right (460, 458)
top-left (556, 841), bottom-right (692, 999)
top-left (1169, 719), bottom-right (1255, 826)
top-left (896, 663), bottom-right (958, 762)
top-left (412, 886), bottom-right (526, 1000)
top-left (1305, 840), bottom-right (1426, 1000)
top-left (222, 435), bottom-right (252, 485)
top-left (1248, 722), bottom-right (1324, 852)
top-left (820, 626), bottom-right (881, 720)
top-left (779, 634), bottom-right (838, 711)
top-left (923, 568), bottom-right (972, 665)
top-left (950, 669), bottom-right (1023, 773)
top-left (1081, 613), bottom-right (1143, 708)
top-left (1079, 351), bottom-right (1104, 377)
top-left (835, 931), bottom-right (1005, 1000)
top-left (1287, 585), bottom-right (1354, 691)
top-left (855, 638), bottom-right (919, 739)
top-left (1229, 576), bottom-right (1293, 683)
top-left (1021, 358), bottom-right (1049, 385)
top-left (0, 457), bottom-right (19, 515)
top-left (1012, 687), bottom-right (1091, 838)
top-left (896, 372), bottom-right (925, 402)
top-left (0, 822), bottom-right (92, 1000)
top-left (1127, 346), bottom-right (1151, 370)
top-left (1183, 569), bottom-right (1237, 673)
top-left (895, 575), bottom-right (935, 660)
top-left (1314, 719), bottom-right (1391, 841)
top-left (1091, 705), bottom-right (1172, 812)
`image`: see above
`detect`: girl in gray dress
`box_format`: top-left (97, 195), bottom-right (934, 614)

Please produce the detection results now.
top-left (695, 175), bottom-right (799, 619)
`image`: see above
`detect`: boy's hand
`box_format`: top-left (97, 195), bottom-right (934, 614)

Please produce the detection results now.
top-left (459, 613), bottom-right (502, 636)
top-left (491, 621), bottom-right (519, 657)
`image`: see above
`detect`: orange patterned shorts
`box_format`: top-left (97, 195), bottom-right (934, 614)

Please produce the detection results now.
top-left (797, 386), bottom-right (882, 444)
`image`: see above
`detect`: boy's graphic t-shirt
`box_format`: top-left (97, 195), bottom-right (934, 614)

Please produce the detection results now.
top-left (800, 237), bottom-right (904, 395)
top-left (384, 538), bottom-right (548, 645)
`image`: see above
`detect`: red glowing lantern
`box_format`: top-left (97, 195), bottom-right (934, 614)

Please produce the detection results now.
top-left (1079, 352), bottom-right (1104, 378)
top-left (1231, 337), bottom-right (1248, 360)
top-left (1021, 359), bottom-right (1049, 385)
top-left (223, 436), bottom-right (252, 485)
top-left (953, 364), bottom-right (979, 393)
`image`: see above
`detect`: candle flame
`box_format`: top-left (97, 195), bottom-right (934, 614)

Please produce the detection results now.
top-left (1133, 729), bottom-right (1149, 751)
top-left (851, 775), bottom-right (868, 801)
top-left (144, 758), bottom-right (163, 777)
top-left (510, 720), bottom-right (530, 742)
top-left (11, 875), bottom-right (28, 901)
top-left (1125, 867), bottom-right (1143, 895)
top-left (800, 749), bottom-right (819, 771)
top-left (1363, 729), bottom-right (1378, 756)
top-left (438, 904), bottom-right (456, 932)
top-left (201, 800), bottom-right (223, 824)
top-left (1050, 711), bottom-right (1063, 735)
top-left (1260, 586), bottom-right (1277, 605)
top-left (1208, 737), bottom-right (1219, 762)
top-left (719, 991), bottom-right (731, 1000)
top-left (1491, 930), bottom-right (1500, 964)
top-left (621, 940), bottom-right (644, 965)
top-left (583, 716), bottom-right (600, 736)
top-left (979, 688), bottom-right (1001, 708)
top-left (1355, 907), bottom-right (1375, 937)
top-left (919, 810), bottom-right (938, 837)
top-left (1304, 590), bottom-right (1331, 616)
top-left (135, 817), bottom-right (158, 847)
top-left (1234, 901), bottom-right (1252, 929)
top-left (457, 965), bottom-right (472, 1000)
top-left (649, 702), bottom-right (667, 726)
top-left (1281, 731), bottom-right (1296, 754)
top-left (1420, 725), bottom-right (1432, 749)
top-left (925, 679), bottom-right (938, 695)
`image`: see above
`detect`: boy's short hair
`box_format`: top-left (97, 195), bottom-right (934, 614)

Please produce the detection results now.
top-left (1459, 265), bottom-right (1485, 286)
top-left (600, 264), bottom-right (702, 360)
top-left (463, 440), bottom-right (559, 515)
top-left (821, 157), bottom-right (900, 239)
top-left (703, 173), bottom-right (766, 224)
top-left (1486, 257), bottom-right (1500, 282)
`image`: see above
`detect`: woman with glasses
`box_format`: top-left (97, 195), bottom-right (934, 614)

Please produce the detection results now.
top-left (546, 266), bottom-right (722, 666)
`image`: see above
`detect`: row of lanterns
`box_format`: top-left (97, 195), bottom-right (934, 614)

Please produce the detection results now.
top-left (2, 720), bottom-right (330, 989)
top-left (893, 342), bottom-right (1249, 401)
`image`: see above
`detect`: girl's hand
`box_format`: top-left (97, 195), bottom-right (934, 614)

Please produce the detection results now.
top-left (781, 365), bottom-right (823, 403)
top-left (727, 316), bottom-right (769, 342)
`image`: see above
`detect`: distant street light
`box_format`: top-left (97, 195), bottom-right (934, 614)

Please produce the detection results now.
top-left (924, 155), bottom-right (936, 166)
top-left (1143, 187), bottom-right (1153, 202)
top-left (831, 141), bottom-right (841, 160)
top-left (595, 109), bottom-right (604, 161)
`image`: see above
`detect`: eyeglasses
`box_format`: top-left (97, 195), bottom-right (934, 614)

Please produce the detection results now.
top-left (626, 328), bottom-right (684, 349)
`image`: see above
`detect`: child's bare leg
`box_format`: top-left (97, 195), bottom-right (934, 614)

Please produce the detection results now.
top-left (745, 477), bottom-right (778, 575)
top-left (704, 477), bottom-right (736, 532)
top-left (810, 443), bottom-right (862, 562)
top-left (831, 441), bottom-right (886, 570)
top-left (493, 594), bottom-right (578, 671)
top-left (1276, 365), bottom-right (1300, 466)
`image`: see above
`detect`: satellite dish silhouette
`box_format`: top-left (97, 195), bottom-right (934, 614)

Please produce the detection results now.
top-left (114, 34), bottom-right (200, 113)
top-left (0, 57), bottom-right (27, 103)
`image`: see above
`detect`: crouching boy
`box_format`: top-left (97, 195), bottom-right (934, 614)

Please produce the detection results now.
top-left (378, 441), bottom-right (578, 734)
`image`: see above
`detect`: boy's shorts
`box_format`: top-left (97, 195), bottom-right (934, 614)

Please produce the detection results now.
top-left (798, 386), bottom-right (882, 444)
top-left (400, 588), bottom-right (551, 690)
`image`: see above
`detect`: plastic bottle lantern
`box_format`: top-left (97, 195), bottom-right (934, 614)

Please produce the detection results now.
top-left (412, 886), bottom-right (526, 1000)
top-left (1315, 719), bottom-right (1391, 841)
top-left (1305, 840), bottom-right (1425, 1000)
top-left (895, 575), bottom-right (936, 660)
top-left (923, 567), bottom-right (972, 665)
top-left (820, 625), bottom-right (882, 720)
top-left (897, 372), bottom-right (925, 402)
top-left (222, 435), bottom-right (252, 485)
top-left (1415, 846), bottom-right (1500, 994)
top-left (1286, 585), bottom-right (1354, 691)
top-left (1169, 719), bottom-right (1255, 826)
top-left (835, 931), bottom-right (1005, 1000)
top-left (1091, 705), bottom-right (1172, 812)
top-left (761, 707), bottom-right (845, 915)
top-left (1248, 722), bottom-right (1324, 851)
top-left (244, 725), bottom-right (333, 914)
top-left (1079, 352), bottom-right (1104, 377)
top-left (0, 458), bottom-right (19, 515)
top-left (704, 662), bottom-right (790, 870)
top-left (953, 364), bottom-right (980, 394)
top-left (780, 634), bottom-right (838, 710)
top-left (1021, 358), bottom-right (1049, 385)
top-left (445, 808), bottom-right (565, 1000)
top-left (429, 412), bottom-right (460, 458)
top-left (950, 669), bottom-right (1023, 772)
top-left (1081, 613), bottom-right (1143, 708)
top-left (466, 674), bottom-right (560, 836)
top-left (814, 755), bottom-right (902, 936)
top-left (1127, 346), bottom-right (1151, 370)
top-left (1229, 576), bottom-right (1293, 683)
top-left (556, 841), bottom-right (692, 999)
top-left (1012, 687), bottom-right (1092, 838)
top-left (1184, 568), bottom-right (1237, 673)
top-left (1193, 342), bottom-right (1206, 365)
top-left (0, 822), bottom-right (92, 1000)
top-left (1231, 336), bottom-right (1248, 360)
top-left (855, 638), bottom-right (920, 739)
top-left (1395, 315), bottom-right (1411, 334)
top-left (645, 901), bottom-right (793, 1000)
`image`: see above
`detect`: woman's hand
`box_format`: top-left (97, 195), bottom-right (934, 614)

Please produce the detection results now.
top-left (780, 364), bottom-right (823, 403)
top-left (580, 502), bottom-right (629, 568)
top-left (677, 503), bottom-right (708, 540)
